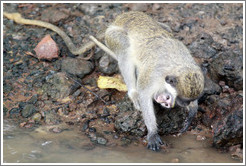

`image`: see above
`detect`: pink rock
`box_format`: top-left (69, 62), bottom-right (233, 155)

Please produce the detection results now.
top-left (34, 34), bottom-right (59, 60)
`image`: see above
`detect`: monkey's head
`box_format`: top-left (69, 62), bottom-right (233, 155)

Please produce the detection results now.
top-left (154, 67), bottom-right (204, 108)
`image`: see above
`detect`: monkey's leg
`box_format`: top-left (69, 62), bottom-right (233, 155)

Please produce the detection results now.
top-left (105, 26), bottom-right (140, 109)
top-left (139, 91), bottom-right (164, 151)
top-left (117, 55), bottom-right (140, 110)
top-left (179, 100), bottom-right (198, 133)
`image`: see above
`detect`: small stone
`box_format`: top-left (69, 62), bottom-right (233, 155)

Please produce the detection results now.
top-left (44, 109), bottom-right (61, 125)
top-left (113, 134), bottom-right (119, 139)
top-left (9, 108), bottom-right (20, 116)
top-left (89, 127), bottom-right (96, 132)
top-left (97, 137), bottom-right (108, 145)
top-left (79, 4), bottom-right (98, 15)
top-left (19, 122), bottom-right (27, 128)
top-left (18, 102), bottom-right (26, 109)
top-left (81, 120), bottom-right (90, 132)
top-left (41, 72), bottom-right (75, 100)
top-left (22, 104), bottom-right (36, 118)
top-left (98, 55), bottom-right (118, 75)
top-left (152, 3), bottom-right (161, 11)
top-left (32, 113), bottom-right (42, 122)
top-left (28, 94), bottom-right (38, 104)
top-left (41, 9), bottom-right (69, 23)
top-left (50, 127), bottom-right (62, 133)
top-left (34, 35), bottom-right (59, 60)
top-left (220, 20), bottom-right (227, 26)
top-left (120, 137), bottom-right (132, 146)
top-left (130, 3), bottom-right (148, 11)
top-left (88, 132), bottom-right (97, 142)
top-left (61, 57), bottom-right (94, 78)
top-left (73, 89), bottom-right (81, 97)
top-left (196, 135), bottom-right (206, 141)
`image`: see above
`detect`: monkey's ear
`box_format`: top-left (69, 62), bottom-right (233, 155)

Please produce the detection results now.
top-left (165, 75), bottom-right (177, 86)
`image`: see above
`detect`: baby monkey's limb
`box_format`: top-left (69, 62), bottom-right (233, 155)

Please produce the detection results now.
top-left (3, 12), bottom-right (104, 57)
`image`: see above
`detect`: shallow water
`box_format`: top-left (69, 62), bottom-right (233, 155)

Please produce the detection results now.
top-left (3, 120), bottom-right (241, 163)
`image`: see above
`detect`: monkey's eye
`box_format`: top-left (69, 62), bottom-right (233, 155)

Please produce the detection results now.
top-left (165, 103), bottom-right (169, 107)
top-left (165, 75), bottom-right (177, 86)
top-left (166, 95), bottom-right (170, 100)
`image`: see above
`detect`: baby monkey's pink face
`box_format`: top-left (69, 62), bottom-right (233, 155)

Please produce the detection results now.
top-left (154, 93), bottom-right (175, 108)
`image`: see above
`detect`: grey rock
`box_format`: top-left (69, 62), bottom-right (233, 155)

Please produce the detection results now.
top-left (98, 55), bottom-right (118, 75)
top-left (156, 104), bottom-right (187, 134)
top-left (81, 120), bottom-right (90, 132)
top-left (79, 4), bottom-right (98, 15)
top-left (97, 137), bottom-right (108, 145)
top-left (61, 57), bottom-right (94, 78)
top-left (208, 50), bottom-right (243, 90)
top-left (41, 72), bottom-right (75, 101)
top-left (73, 89), bottom-right (81, 97)
top-left (44, 109), bottom-right (61, 125)
top-left (130, 3), bottom-right (148, 11)
top-left (189, 32), bottom-right (220, 59)
top-left (9, 108), bottom-right (20, 117)
top-left (28, 94), bottom-right (38, 104)
top-left (222, 25), bottom-right (243, 44)
top-left (213, 109), bottom-right (243, 148)
top-left (40, 8), bottom-right (69, 23)
top-left (22, 104), bottom-right (36, 118)
top-left (120, 137), bottom-right (132, 146)
top-left (115, 95), bottom-right (190, 136)
top-left (88, 132), bottom-right (97, 142)
top-left (115, 97), bottom-right (146, 137)
top-left (200, 93), bottom-right (243, 149)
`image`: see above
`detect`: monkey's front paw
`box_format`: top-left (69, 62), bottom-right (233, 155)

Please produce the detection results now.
top-left (128, 89), bottom-right (140, 110)
top-left (147, 133), bottom-right (164, 151)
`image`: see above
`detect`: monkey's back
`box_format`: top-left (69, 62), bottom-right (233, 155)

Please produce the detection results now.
top-left (112, 11), bottom-right (172, 40)
top-left (111, 12), bottom-right (190, 64)
top-left (107, 12), bottom-right (204, 98)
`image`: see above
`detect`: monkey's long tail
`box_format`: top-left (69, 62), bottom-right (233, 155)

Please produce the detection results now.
top-left (3, 12), bottom-right (107, 56)
top-left (89, 36), bottom-right (117, 59)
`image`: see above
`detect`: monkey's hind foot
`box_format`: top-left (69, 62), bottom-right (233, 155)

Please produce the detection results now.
top-left (147, 133), bottom-right (165, 151)
top-left (128, 89), bottom-right (140, 110)
top-left (178, 118), bottom-right (192, 135)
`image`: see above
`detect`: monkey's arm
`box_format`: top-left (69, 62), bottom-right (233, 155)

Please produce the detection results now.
top-left (139, 91), bottom-right (164, 151)
top-left (3, 12), bottom-right (102, 56)
top-left (179, 100), bottom-right (198, 134)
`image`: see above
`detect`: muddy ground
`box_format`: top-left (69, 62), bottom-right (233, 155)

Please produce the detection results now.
top-left (2, 3), bottom-right (243, 161)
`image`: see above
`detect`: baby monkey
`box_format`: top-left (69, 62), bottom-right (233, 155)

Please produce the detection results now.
top-left (4, 11), bottom-right (204, 151)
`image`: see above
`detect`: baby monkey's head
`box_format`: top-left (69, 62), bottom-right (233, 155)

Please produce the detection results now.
top-left (154, 69), bottom-right (204, 109)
